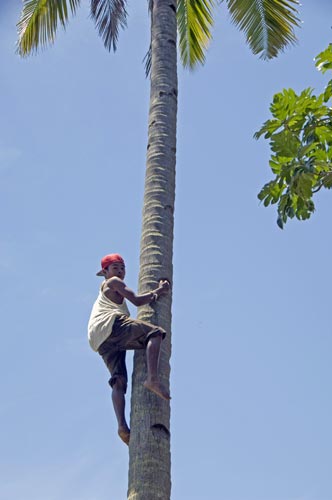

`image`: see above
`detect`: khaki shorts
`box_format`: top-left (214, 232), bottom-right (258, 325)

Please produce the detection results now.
top-left (97, 315), bottom-right (166, 392)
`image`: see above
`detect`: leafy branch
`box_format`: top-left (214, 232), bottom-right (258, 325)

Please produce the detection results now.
top-left (255, 44), bottom-right (332, 228)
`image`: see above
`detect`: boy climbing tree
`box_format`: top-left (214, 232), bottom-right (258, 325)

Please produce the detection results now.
top-left (88, 253), bottom-right (170, 445)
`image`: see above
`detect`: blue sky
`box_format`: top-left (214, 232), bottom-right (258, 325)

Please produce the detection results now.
top-left (1, 1), bottom-right (332, 499)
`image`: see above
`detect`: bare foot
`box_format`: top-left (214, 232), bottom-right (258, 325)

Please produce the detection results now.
top-left (118, 426), bottom-right (130, 446)
top-left (143, 380), bottom-right (171, 401)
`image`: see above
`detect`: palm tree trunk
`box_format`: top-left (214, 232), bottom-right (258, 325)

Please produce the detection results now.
top-left (127, 0), bottom-right (177, 499)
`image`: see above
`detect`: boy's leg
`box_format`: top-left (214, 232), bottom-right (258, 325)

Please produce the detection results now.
top-left (98, 336), bottom-right (130, 445)
top-left (111, 376), bottom-right (130, 445)
top-left (144, 334), bottom-right (171, 401)
top-left (111, 316), bottom-right (171, 400)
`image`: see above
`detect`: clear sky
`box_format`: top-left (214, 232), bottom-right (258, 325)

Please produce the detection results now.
top-left (1, 2), bottom-right (332, 500)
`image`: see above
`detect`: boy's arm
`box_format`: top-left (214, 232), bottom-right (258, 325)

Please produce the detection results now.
top-left (110, 277), bottom-right (170, 307)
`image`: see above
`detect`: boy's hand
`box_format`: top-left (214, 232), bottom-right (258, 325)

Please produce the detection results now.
top-left (149, 280), bottom-right (171, 303)
top-left (158, 279), bottom-right (171, 294)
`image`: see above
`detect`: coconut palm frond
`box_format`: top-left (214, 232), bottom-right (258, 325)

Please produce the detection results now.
top-left (177, 0), bottom-right (215, 69)
top-left (225, 0), bottom-right (300, 60)
top-left (143, 45), bottom-right (152, 78)
top-left (17, 0), bottom-right (80, 57)
top-left (144, 0), bottom-right (153, 77)
top-left (90, 0), bottom-right (128, 52)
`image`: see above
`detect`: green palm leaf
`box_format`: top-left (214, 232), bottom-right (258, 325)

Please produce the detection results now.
top-left (17, 0), bottom-right (80, 57)
top-left (224, 0), bottom-right (300, 59)
top-left (90, 0), bottom-right (128, 52)
top-left (177, 0), bottom-right (215, 69)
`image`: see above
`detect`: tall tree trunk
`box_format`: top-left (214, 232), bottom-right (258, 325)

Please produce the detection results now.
top-left (127, 0), bottom-right (177, 499)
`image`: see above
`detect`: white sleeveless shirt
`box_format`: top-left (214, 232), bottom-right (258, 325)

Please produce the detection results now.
top-left (88, 287), bottom-right (130, 351)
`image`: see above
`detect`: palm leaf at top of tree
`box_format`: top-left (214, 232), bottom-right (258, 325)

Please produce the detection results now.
top-left (90, 0), bottom-right (128, 52)
top-left (177, 0), bottom-right (215, 69)
top-left (17, 0), bottom-right (81, 56)
top-left (17, 0), bottom-right (301, 65)
top-left (224, 0), bottom-right (300, 60)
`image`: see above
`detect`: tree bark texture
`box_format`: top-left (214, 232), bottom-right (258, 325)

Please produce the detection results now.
top-left (127, 1), bottom-right (177, 499)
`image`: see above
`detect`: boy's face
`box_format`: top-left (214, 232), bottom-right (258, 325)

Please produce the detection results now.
top-left (105, 261), bottom-right (126, 280)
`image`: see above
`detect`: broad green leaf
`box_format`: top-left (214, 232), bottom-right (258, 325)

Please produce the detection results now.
top-left (315, 44), bottom-right (332, 74)
top-left (323, 80), bottom-right (332, 102)
top-left (253, 119), bottom-right (282, 140)
top-left (277, 216), bottom-right (283, 229)
top-left (263, 195), bottom-right (272, 206)
top-left (270, 130), bottom-right (300, 157)
top-left (270, 88), bottom-right (301, 121)
top-left (312, 149), bottom-right (329, 162)
top-left (315, 125), bottom-right (332, 144)
top-left (269, 157), bottom-right (281, 174)
top-left (297, 142), bottom-right (317, 158)
top-left (322, 171), bottom-right (332, 188)
top-left (295, 173), bottom-right (313, 199)
top-left (287, 206), bottom-right (295, 218)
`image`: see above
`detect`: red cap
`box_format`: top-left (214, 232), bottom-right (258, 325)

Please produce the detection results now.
top-left (96, 253), bottom-right (125, 276)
